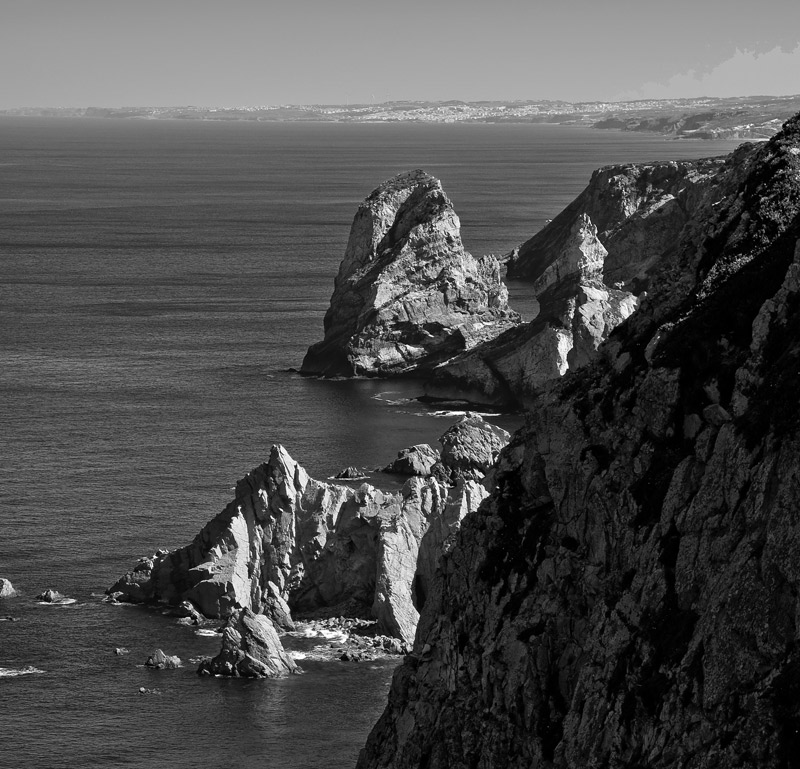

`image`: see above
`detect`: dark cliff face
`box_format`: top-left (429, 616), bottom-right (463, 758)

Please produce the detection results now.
top-left (507, 156), bottom-right (730, 290)
top-left (358, 115), bottom-right (800, 768)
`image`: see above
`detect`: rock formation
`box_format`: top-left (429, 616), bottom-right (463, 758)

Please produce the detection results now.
top-left (37, 589), bottom-right (71, 604)
top-left (144, 649), bottom-right (181, 669)
top-left (0, 579), bottom-right (17, 599)
top-left (197, 608), bottom-right (300, 678)
top-left (382, 444), bottom-right (440, 477)
top-left (431, 156), bottom-right (734, 405)
top-left (436, 414), bottom-right (510, 481)
top-left (301, 170), bottom-right (519, 377)
top-left (358, 115), bottom-right (800, 768)
top-left (109, 419), bottom-right (509, 646)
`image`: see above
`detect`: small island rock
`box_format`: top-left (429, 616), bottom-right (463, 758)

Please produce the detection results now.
top-left (301, 170), bottom-right (519, 377)
top-left (0, 578), bottom-right (17, 599)
top-left (144, 649), bottom-right (181, 669)
top-left (197, 608), bottom-right (300, 678)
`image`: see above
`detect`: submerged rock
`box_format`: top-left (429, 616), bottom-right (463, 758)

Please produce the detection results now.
top-left (197, 608), bottom-right (300, 678)
top-left (358, 114), bottom-right (800, 768)
top-left (301, 170), bottom-right (519, 377)
top-left (0, 579), bottom-right (17, 599)
top-left (333, 466), bottom-right (367, 480)
top-left (36, 589), bottom-right (70, 603)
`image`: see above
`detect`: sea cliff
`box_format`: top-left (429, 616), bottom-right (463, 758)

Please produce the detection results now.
top-left (357, 114), bottom-right (800, 767)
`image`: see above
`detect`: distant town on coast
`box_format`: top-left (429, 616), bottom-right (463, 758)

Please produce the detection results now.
top-left (3, 93), bottom-right (800, 140)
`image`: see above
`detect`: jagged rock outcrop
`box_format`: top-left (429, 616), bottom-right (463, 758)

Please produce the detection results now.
top-left (358, 115), bottom-right (800, 768)
top-left (436, 414), bottom-right (510, 482)
top-left (0, 579), bottom-right (17, 599)
top-left (301, 170), bottom-right (519, 377)
top-left (432, 156), bottom-right (733, 405)
top-left (382, 444), bottom-right (440, 477)
top-left (197, 608), bottom-right (300, 678)
top-left (108, 428), bottom-right (505, 645)
top-left (144, 649), bottom-right (181, 669)
top-left (507, 156), bottom-right (729, 287)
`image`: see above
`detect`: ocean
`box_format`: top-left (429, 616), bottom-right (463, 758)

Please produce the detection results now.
top-left (0, 116), bottom-right (743, 768)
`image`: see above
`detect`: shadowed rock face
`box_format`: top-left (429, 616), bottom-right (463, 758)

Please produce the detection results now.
top-left (301, 170), bottom-right (519, 377)
top-left (357, 116), bottom-right (800, 768)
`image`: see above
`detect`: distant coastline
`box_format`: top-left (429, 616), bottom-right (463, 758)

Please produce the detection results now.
top-left (2, 94), bottom-right (800, 140)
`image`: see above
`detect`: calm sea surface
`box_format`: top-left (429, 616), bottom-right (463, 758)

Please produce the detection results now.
top-left (0, 117), bottom-right (742, 768)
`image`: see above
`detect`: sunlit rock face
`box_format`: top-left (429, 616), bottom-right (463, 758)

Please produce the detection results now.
top-left (431, 155), bottom-right (733, 405)
top-left (108, 417), bottom-right (510, 646)
top-left (358, 116), bottom-right (800, 768)
top-left (301, 169), bottom-right (519, 377)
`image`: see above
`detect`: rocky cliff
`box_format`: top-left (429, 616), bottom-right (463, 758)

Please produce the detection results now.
top-left (109, 416), bottom-right (508, 646)
top-left (357, 115), bottom-right (800, 767)
top-left (431, 156), bottom-right (736, 404)
top-left (301, 170), bottom-right (519, 377)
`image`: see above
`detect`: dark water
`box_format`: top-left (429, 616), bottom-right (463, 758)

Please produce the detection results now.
top-left (0, 117), bottom-right (742, 767)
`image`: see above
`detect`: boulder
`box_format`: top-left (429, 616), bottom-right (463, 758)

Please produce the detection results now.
top-left (144, 649), bottom-right (181, 669)
top-left (437, 414), bottom-right (510, 481)
top-left (0, 578), bottom-right (17, 599)
top-left (37, 589), bottom-right (68, 603)
top-left (301, 170), bottom-right (519, 377)
top-left (197, 608), bottom-right (300, 678)
top-left (381, 444), bottom-right (440, 476)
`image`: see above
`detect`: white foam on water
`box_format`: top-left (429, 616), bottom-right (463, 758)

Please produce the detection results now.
top-left (372, 391), bottom-right (414, 406)
top-left (0, 666), bottom-right (45, 677)
top-left (37, 598), bottom-right (77, 606)
top-left (194, 628), bottom-right (220, 637)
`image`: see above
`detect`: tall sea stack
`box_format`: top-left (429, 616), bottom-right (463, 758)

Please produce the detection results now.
top-left (301, 170), bottom-right (518, 377)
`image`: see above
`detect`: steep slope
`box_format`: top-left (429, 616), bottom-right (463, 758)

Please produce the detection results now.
top-left (301, 170), bottom-right (519, 377)
top-left (431, 155), bottom-right (739, 404)
top-left (358, 114), bottom-right (800, 768)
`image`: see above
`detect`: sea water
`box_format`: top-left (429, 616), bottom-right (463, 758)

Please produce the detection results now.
top-left (0, 117), bottom-right (743, 768)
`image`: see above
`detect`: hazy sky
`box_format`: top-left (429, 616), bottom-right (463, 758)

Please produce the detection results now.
top-left (1, 0), bottom-right (798, 107)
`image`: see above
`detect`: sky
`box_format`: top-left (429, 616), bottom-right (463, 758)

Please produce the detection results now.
top-left (1, 0), bottom-right (798, 108)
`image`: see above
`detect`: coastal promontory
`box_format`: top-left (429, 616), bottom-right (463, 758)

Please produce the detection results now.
top-left (357, 113), bottom-right (800, 767)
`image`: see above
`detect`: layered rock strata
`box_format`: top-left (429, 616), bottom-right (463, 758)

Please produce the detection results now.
top-left (358, 116), bottom-right (800, 767)
top-left (432, 156), bottom-right (734, 404)
top-left (301, 170), bottom-right (519, 377)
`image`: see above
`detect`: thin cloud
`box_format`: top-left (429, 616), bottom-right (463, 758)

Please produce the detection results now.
top-left (616, 45), bottom-right (800, 100)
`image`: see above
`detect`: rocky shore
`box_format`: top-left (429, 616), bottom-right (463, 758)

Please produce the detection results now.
top-left (108, 414), bottom-right (508, 672)
top-left (104, 110), bottom-right (800, 764)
